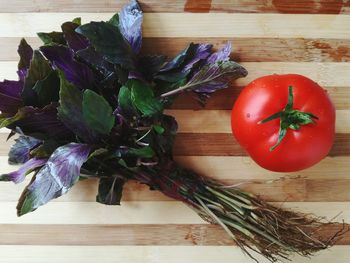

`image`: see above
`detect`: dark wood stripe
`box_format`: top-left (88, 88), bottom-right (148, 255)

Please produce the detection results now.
top-left (0, 0), bottom-right (349, 14)
top-left (1, 37), bottom-right (350, 62)
top-left (0, 224), bottom-right (347, 245)
top-left (184, 0), bottom-right (212, 13)
top-left (174, 133), bottom-right (350, 156)
top-left (143, 38), bottom-right (350, 62)
top-left (171, 86), bottom-right (350, 110)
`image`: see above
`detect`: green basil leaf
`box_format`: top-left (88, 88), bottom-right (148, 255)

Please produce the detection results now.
top-left (128, 80), bottom-right (163, 116)
top-left (57, 71), bottom-right (99, 143)
top-left (37, 32), bottom-right (66, 46)
top-left (82, 89), bottom-right (115, 135)
top-left (22, 50), bottom-right (52, 106)
top-left (76, 21), bottom-right (134, 69)
top-left (32, 70), bottom-right (60, 107)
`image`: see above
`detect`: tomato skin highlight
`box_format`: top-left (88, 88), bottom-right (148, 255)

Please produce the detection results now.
top-left (231, 74), bottom-right (336, 172)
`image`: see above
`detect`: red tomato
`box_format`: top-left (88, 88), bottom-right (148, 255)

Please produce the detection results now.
top-left (231, 74), bottom-right (335, 172)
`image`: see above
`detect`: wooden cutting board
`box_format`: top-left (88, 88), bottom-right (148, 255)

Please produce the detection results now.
top-left (0, 0), bottom-right (350, 262)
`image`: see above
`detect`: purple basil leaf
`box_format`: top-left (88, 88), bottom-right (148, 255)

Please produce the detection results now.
top-left (40, 45), bottom-right (95, 90)
top-left (8, 135), bottom-right (42, 164)
top-left (119, 0), bottom-right (143, 54)
top-left (96, 176), bottom-right (126, 205)
top-left (160, 61), bottom-right (247, 99)
top-left (135, 55), bottom-right (167, 80)
top-left (3, 104), bottom-right (73, 140)
top-left (155, 71), bottom-right (188, 82)
top-left (159, 43), bottom-right (195, 72)
top-left (17, 38), bottom-right (33, 81)
top-left (32, 70), bottom-right (60, 107)
top-left (75, 21), bottom-right (135, 69)
top-left (190, 61), bottom-right (248, 94)
top-left (156, 43), bottom-right (212, 83)
top-left (22, 50), bottom-right (52, 107)
top-left (183, 43), bottom-right (212, 72)
top-left (206, 42), bottom-right (231, 64)
top-left (61, 22), bottom-right (89, 52)
top-left (17, 143), bottom-right (90, 215)
top-left (0, 80), bottom-right (23, 115)
top-left (76, 46), bottom-right (114, 76)
top-left (0, 158), bottom-right (46, 184)
top-left (128, 70), bottom-right (146, 81)
top-left (194, 80), bottom-right (228, 93)
top-left (153, 114), bottom-right (178, 158)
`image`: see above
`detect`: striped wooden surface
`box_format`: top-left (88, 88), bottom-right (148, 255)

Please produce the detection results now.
top-left (1, 1), bottom-right (350, 262)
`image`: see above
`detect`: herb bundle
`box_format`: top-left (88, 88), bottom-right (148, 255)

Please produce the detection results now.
top-left (0, 1), bottom-right (346, 262)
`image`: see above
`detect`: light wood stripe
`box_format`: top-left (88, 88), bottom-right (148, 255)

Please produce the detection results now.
top-left (2, 245), bottom-right (350, 263)
top-left (0, 13), bottom-right (349, 39)
top-left (1, 133), bottom-right (350, 156)
top-left (0, 201), bottom-right (204, 224)
top-left (0, 223), bottom-right (347, 246)
top-left (166, 110), bottom-right (350, 133)
top-left (178, 155), bottom-right (350, 181)
top-left (2, 61), bottom-right (350, 87)
top-left (3, 176), bottom-right (350, 202)
top-left (1, 0), bottom-right (350, 14)
top-left (2, 155), bottom-right (350, 182)
top-left (2, 37), bottom-right (350, 62)
top-left (0, 201), bottom-right (348, 224)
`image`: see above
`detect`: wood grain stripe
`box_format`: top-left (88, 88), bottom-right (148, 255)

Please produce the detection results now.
top-left (175, 156), bottom-right (350, 180)
top-left (145, 38), bottom-right (350, 62)
top-left (0, 201), bottom-right (348, 224)
top-left (0, 201), bottom-right (204, 224)
top-left (171, 86), bottom-right (350, 110)
top-left (3, 177), bottom-right (350, 202)
top-left (0, 223), bottom-right (347, 246)
top-left (166, 110), bottom-right (350, 134)
top-left (2, 61), bottom-right (350, 87)
top-left (1, 245), bottom-right (350, 263)
top-left (0, 133), bottom-right (349, 157)
top-left (0, 132), bottom-right (349, 157)
top-left (174, 133), bottom-right (350, 156)
top-left (2, 37), bottom-right (350, 62)
top-left (0, 0), bottom-right (349, 14)
top-left (0, 13), bottom-right (349, 39)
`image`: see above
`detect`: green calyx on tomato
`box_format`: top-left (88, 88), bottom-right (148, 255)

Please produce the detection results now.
top-left (259, 86), bottom-right (318, 151)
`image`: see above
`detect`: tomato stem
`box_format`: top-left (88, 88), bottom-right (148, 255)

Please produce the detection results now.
top-left (259, 86), bottom-right (318, 151)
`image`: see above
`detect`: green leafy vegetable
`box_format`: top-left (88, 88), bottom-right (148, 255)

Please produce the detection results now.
top-left (57, 71), bottom-right (99, 143)
top-left (96, 176), bottom-right (125, 205)
top-left (128, 80), bottom-right (163, 116)
top-left (76, 21), bottom-right (135, 69)
top-left (22, 50), bottom-right (53, 106)
top-left (32, 70), bottom-right (60, 107)
top-left (37, 32), bottom-right (66, 46)
top-left (17, 143), bottom-right (90, 216)
top-left (82, 89), bottom-right (115, 135)
top-left (153, 125), bottom-right (165, 134)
